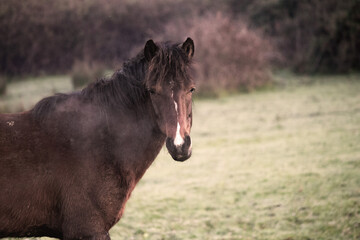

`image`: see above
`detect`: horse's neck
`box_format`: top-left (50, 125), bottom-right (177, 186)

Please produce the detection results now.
top-left (107, 106), bottom-right (166, 182)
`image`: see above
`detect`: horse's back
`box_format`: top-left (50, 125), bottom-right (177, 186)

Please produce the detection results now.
top-left (0, 112), bottom-right (62, 235)
top-left (0, 111), bottom-right (48, 167)
top-left (1, 111), bottom-right (36, 148)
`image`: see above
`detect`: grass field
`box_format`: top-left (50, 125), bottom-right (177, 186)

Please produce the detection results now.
top-left (1, 74), bottom-right (360, 239)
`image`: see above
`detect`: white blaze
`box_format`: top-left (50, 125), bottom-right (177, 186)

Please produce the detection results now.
top-left (174, 122), bottom-right (184, 146)
top-left (173, 100), bottom-right (184, 147)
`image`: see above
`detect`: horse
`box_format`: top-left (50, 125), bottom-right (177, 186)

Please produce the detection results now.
top-left (0, 38), bottom-right (195, 240)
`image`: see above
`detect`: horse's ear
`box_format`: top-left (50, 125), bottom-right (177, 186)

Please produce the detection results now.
top-left (181, 37), bottom-right (194, 59)
top-left (144, 39), bottom-right (158, 62)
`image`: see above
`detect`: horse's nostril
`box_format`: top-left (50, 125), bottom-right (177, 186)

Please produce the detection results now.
top-left (184, 135), bottom-right (191, 148)
top-left (166, 137), bottom-right (174, 150)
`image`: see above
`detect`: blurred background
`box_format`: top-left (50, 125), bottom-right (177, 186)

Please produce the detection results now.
top-left (1, 0), bottom-right (359, 97)
top-left (0, 0), bottom-right (359, 239)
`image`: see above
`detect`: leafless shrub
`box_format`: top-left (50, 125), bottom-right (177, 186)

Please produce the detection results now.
top-left (162, 12), bottom-right (275, 94)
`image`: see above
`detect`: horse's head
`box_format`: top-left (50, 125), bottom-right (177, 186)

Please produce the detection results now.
top-left (144, 38), bottom-right (195, 162)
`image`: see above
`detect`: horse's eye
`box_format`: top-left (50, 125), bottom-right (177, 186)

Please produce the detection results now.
top-left (148, 89), bottom-right (156, 95)
top-left (190, 87), bottom-right (196, 93)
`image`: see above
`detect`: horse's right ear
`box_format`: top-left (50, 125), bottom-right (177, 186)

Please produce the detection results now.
top-left (181, 37), bottom-right (194, 59)
top-left (144, 39), bottom-right (158, 62)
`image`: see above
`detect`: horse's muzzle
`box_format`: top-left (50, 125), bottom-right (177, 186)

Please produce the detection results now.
top-left (166, 135), bottom-right (192, 162)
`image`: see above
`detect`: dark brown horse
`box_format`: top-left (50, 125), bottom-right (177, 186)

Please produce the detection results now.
top-left (0, 38), bottom-right (195, 239)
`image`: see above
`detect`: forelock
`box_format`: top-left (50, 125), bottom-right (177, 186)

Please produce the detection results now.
top-left (146, 42), bottom-right (190, 88)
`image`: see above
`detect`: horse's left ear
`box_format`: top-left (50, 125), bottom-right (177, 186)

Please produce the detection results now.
top-left (181, 37), bottom-right (194, 59)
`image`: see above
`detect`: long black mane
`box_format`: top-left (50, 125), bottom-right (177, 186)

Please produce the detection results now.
top-left (80, 52), bottom-right (148, 110)
top-left (31, 41), bottom-right (190, 120)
